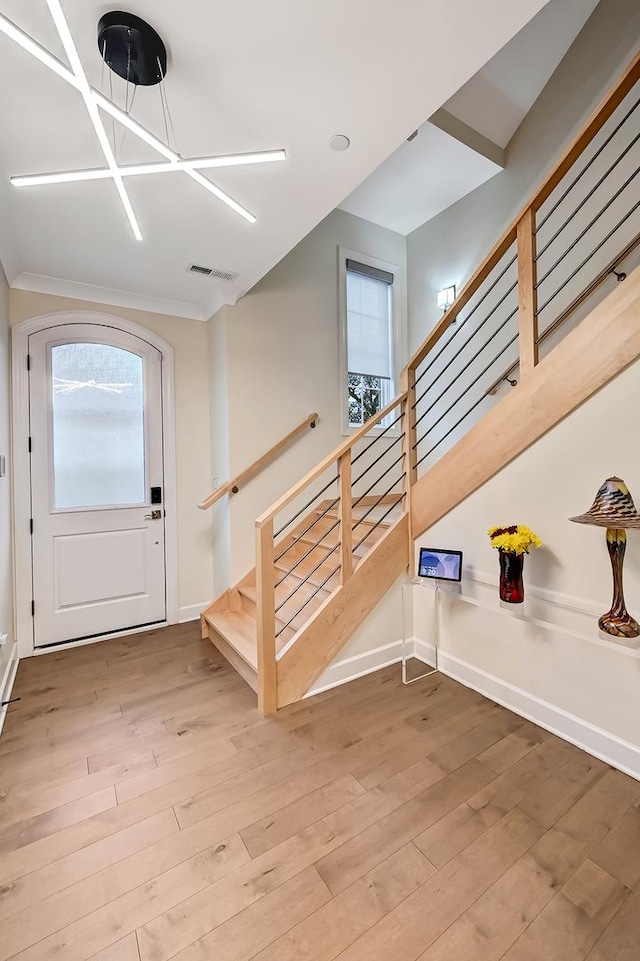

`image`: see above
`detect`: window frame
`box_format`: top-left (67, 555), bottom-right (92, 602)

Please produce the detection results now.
top-left (338, 246), bottom-right (407, 436)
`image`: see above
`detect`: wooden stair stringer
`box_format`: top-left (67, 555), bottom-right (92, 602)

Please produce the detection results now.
top-left (275, 513), bottom-right (409, 708)
top-left (412, 264), bottom-right (640, 537)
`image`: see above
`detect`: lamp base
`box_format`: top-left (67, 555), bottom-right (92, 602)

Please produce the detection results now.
top-left (599, 528), bottom-right (640, 639)
top-left (598, 611), bottom-right (640, 638)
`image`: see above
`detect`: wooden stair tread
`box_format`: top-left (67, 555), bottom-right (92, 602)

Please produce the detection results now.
top-left (240, 576), bottom-right (331, 634)
top-left (204, 609), bottom-right (257, 670)
top-left (273, 539), bottom-right (341, 591)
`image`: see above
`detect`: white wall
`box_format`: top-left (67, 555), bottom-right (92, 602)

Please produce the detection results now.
top-left (416, 357), bottom-right (640, 773)
top-left (0, 263), bottom-right (16, 709)
top-left (209, 207), bottom-right (407, 586)
top-left (9, 290), bottom-right (213, 621)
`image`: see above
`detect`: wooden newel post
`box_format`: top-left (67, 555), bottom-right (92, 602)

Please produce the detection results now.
top-left (517, 207), bottom-right (539, 379)
top-left (338, 451), bottom-right (353, 586)
top-left (255, 518), bottom-right (277, 714)
top-left (401, 370), bottom-right (417, 575)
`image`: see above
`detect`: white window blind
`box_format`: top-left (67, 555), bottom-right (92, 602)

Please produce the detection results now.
top-left (346, 260), bottom-right (393, 379)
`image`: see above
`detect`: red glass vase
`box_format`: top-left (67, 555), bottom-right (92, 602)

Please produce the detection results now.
top-left (498, 550), bottom-right (524, 604)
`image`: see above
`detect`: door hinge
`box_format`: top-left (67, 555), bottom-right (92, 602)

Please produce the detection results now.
top-left (28, 436), bottom-right (32, 453)
top-left (29, 518), bottom-right (33, 535)
top-left (26, 353), bottom-right (31, 371)
top-left (31, 600), bottom-right (35, 617)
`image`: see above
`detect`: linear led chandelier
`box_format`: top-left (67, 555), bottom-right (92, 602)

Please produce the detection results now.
top-left (0, 3), bottom-right (287, 239)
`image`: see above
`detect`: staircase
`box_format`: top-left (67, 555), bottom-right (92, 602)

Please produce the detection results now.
top-left (202, 497), bottom-right (404, 695)
top-left (202, 50), bottom-right (640, 714)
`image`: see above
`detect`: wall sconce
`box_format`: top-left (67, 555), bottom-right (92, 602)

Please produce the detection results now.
top-left (437, 285), bottom-right (456, 311)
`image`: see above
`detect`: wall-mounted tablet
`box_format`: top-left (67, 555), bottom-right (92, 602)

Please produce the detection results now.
top-left (418, 548), bottom-right (463, 582)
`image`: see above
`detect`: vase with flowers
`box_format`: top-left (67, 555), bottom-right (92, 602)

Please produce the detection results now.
top-left (487, 525), bottom-right (542, 603)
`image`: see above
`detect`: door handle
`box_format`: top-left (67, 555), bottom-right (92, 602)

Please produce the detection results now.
top-left (144, 510), bottom-right (163, 520)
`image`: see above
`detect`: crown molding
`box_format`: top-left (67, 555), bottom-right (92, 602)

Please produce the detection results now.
top-left (10, 271), bottom-right (213, 321)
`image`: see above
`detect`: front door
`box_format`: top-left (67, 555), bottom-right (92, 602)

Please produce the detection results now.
top-left (28, 324), bottom-right (166, 648)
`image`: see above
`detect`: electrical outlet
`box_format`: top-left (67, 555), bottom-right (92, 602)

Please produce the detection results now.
top-left (212, 476), bottom-right (220, 488)
top-left (0, 455), bottom-right (5, 477)
top-left (0, 634), bottom-right (7, 647)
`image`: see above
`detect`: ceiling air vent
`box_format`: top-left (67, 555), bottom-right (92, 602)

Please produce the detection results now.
top-left (187, 263), bottom-right (239, 283)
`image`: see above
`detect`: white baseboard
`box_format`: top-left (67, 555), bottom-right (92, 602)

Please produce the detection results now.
top-left (304, 636), bottom-right (438, 698)
top-left (0, 642), bottom-right (19, 736)
top-left (414, 637), bottom-right (438, 666)
top-left (303, 635), bottom-right (640, 781)
top-left (305, 640), bottom-right (405, 697)
top-left (438, 650), bottom-right (640, 782)
top-left (179, 603), bottom-right (208, 623)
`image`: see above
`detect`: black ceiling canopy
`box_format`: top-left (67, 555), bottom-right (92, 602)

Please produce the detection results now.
top-left (97, 11), bottom-right (167, 86)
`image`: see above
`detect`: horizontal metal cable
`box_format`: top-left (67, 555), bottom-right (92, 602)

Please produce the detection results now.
top-left (274, 527), bottom-right (334, 589)
top-left (351, 452), bottom-right (406, 517)
top-left (275, 483), bottom-right (406, 637)
top-left (350, 408), bottom-right (405, 468)
top-left (413, 251), bottom-right (517, 391)
top-left (413, 277), bottom-right (518, 410)
top-left (274, 473), bottom-right (339, 539)
top-left (351, 432), bottom-right (403, 488)
top-left (535, 163), bottom-right (640, 291)
top-left (274, 537), bottom-right (341, 615)
top-left (537, 93), bottom-right (640, 233)
top-left (352, 480), bottom-right (407, 554)
top-left (535, 228), bottom-right (640, 345)
top-left (413, 302), bottom-right (519, 434)
top-left (537, 198), bottom-right (640, 316)
top-left (536, 129), bottom-right (640, 262)
top-left (415, 332), bottom-right (519, 466)
top-left (274, 502), bottom-right (339, 564)
top-left (276, 553), bottom-right (341, 637)
top-left (351, 472), bottom-right (406, 533)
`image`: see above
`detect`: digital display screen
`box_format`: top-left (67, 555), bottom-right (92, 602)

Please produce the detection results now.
top-left (418, 548), bottom-right (463, 582)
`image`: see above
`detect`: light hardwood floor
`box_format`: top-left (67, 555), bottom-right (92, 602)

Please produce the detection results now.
top-left (1, 622), bottom-right (639, 961)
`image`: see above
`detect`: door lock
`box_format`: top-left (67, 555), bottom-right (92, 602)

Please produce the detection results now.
top-left (144, 510), bottom-right (163, 520)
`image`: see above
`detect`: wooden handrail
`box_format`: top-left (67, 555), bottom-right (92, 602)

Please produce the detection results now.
top-left (198, 411), bottom-right (318, 510)
top-left (406, 50), bottom-right (640, 377)
top-left (255, 391), bottom-right (408, 528)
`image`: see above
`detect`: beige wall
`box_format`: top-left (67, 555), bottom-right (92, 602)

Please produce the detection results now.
top-left (210, 207), bottom-right (407, 586)
top-left (9, 290), bottom-right (213, 618)
top-left (0, 264), bottom-right (14, 695)
top-left (418, 357), bottom-right (640, 751)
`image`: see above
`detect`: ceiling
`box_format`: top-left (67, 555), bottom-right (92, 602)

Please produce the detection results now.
top-left (339, 0), bottom-right (599, 237)
top-left (0, 0), bottom-right (553, 320)
top-left (339, 123), bottom-right (503, 236)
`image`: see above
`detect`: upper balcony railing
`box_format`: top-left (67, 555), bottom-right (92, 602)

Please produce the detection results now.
top-left (406, 51), bottom-right (640, 477)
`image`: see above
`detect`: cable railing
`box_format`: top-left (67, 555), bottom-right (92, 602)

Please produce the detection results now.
top-left (254, 392), bottom-right (409, 707)
top-left (406, 51), bottom-right (640, 481)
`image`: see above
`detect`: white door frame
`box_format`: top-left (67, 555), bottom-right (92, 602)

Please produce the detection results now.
top-left (12, 311), bottom-right (179, 658)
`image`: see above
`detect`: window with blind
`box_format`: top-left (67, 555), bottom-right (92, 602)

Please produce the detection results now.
top-left (345, 258), bottom-right (394, 427)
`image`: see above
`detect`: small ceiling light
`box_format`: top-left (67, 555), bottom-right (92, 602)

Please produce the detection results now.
top-left (437, 285), bottom-right (456, 311)
top-left (330, 135), bottom-right (351, 152)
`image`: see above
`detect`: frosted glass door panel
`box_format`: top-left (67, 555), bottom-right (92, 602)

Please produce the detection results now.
top-left (51, 343), bottom-right (146, 509)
